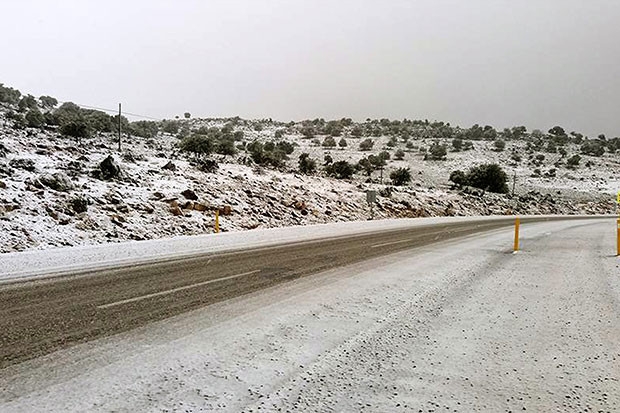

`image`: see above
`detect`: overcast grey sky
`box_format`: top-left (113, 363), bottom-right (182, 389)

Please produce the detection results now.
top-left (2, 0), bottom-right (619, 136)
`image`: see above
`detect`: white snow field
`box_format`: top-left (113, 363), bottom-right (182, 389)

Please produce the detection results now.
top-left (1, 218), bottom-right (618, 412)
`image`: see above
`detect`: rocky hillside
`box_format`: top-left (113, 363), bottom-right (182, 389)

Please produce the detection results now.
top-left (0, 87), bottom-right (617, 253)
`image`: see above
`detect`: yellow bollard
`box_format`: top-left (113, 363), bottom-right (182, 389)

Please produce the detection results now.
top-left (513, 217), bottom-right (520, 252)
top-left (617, 217), bottom-right (620, 256)
top-left (215, 210), bottom-right (220, 233)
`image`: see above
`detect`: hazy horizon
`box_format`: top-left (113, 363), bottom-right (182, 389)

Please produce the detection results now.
top-left (2, 0), bottom-right (620, 137)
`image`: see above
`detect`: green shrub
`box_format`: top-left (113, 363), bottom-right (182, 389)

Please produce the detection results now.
top-left (493, 139), bottom-right (506, 151)
top-left (464, 163), bottom-right (508, 193)
top-left (18, 95), bottom-right (38, 112)
top-left (326, 160), bottom-right (355, 179)
top-left (338, 138), bottom-right (347, 148)
top-left (61, 120), bottom-right (91, 144)
top-left (394, 149), bottom-right (405, 160)
top-left (179, 134), bottom-right (213, 158)
top-left (452, 138), bottom-right (463, 151)
top-left (426, 143), bottom-right (447, 160)
top-left (322, 136), bottom-right (337, 147)
top-left (580, 140), bottom-right (605, 157)
top-left (359, 138), bottom-right (374, 151)
top-left (216, 138), bottom-right (237, 156)
top-left (161, 120), bottom-right (180, 134)
top-left (129, 120), bottom-right (159, 138)
top-left (566, 154), bottom-right (581, 168)
top-left (25, 108), bottom-right (45, 128)
top-left (39, 95), bottom-right (58, 109)
top-left (390, 167), bottom-right (411, 186)
top-left (0, 83), bottom-right (21, 104)
top-left (298, 153), bottom-right (316, 174)
top-left (449, 170), bottom-right (467, 188)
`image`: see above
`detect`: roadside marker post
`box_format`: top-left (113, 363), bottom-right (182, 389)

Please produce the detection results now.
top-left (366, 190), bottom-right (377, 220)
top-left (215, 210), bottom-right (220, 233)
top-left (616, 217), bottom-right (619, 256)
top-left (513, 217), bottom-right (520, 252)
top-left (616, 191), bottom-right (619, 256)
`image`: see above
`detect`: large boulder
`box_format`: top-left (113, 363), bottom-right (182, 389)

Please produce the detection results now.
top-left (162, 161), bottom-right (176, 171)
top-left (39, 172), bottom-right (74, 192)
top-left (0, 143), bottom-right (9, 157)
top-left (9, 158), bottom-right (36, 172)
top-left (181, 189), bottom-right (198, 200)
top-left (97, 155), bottom-right (121, 180)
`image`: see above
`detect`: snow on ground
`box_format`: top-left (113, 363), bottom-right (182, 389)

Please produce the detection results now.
top-left (1, 219), bottom-right (617, 412)
top-left (0, 108), bottom-right (616, 254)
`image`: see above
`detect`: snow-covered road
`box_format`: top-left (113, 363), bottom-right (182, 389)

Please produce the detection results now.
top-left (1, 218), bottom-right (618, 412)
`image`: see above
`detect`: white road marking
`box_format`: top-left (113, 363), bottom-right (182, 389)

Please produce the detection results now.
top-left (371, 238), bottom-right (414, 248)
top-left (97, 270), bottom-right (260, 309)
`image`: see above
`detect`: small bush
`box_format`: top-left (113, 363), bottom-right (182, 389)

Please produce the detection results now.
top-left (449, 170), bottom-right (467, 188)
top-left (179, 134), bottom-right (213, 158)
top-left (452, 138), bottom-right (463, 151)
top-left (390, 167), bottom-right (411, 186)
top-left (394, 149), bottom-right (405, 160)
top-left (25, 108), bottom-right (45, 128)
top-left (338, 138), bottom-right (347, 148)
top-left (39, 95), bottom-right (58, 109)
top-left (326, 160), bottom-right (355, 179)
top-left (359, 138), bottom-right (374, 151)
top-left (451, 164), bottom-right (508, 193)
top-left (580, 140), bottom-right (605, 157)
top-left (465, 163), bottom-right (508, 193)
top-left (493, 139), bottom-right (506, 151)
top-left (60, 120), bottom-right (91, 144)
top-left (216, 138), bottom-right (237, 156)
top-left (426, 143), bottom-right (447, 160)
top-left (322, 136), bottom-right (337, 147)
top-left (566, 154), bottom-right (581, 168)
top-left (298, 153), bottom-right (316, 174)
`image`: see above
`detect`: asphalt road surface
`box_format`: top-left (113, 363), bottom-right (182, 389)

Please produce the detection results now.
top-left (0, 217), bottom-right (618, 412)
top-left (0, 216), bottom-right (587, 369)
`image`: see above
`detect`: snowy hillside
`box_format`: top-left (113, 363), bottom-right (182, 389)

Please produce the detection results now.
top-left (0, 88), bottom-right (616, 253)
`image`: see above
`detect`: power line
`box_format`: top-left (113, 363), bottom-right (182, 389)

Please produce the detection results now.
top-left (57, 101), bottom-right (162, 121)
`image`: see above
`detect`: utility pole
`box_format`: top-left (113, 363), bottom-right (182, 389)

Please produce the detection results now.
top-left (118, 103), bottom-right (122, 152)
